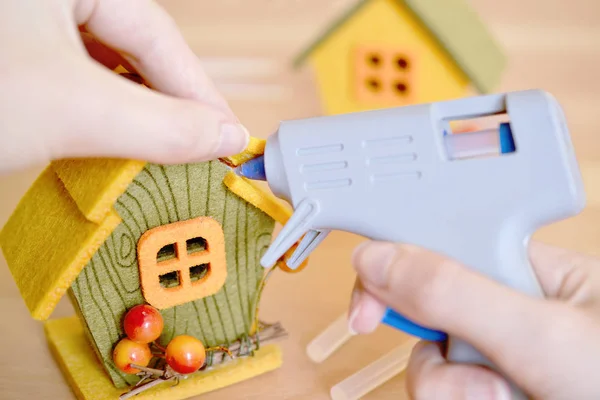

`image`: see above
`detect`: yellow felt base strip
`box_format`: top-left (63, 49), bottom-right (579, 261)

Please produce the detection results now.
top-left (223, 171), bottom-right (291, 224)
top-left (52, 159), bottom-right (146, 224)
top-left (0, 167), bottom-right (121, 320)
top-left (220, 137), bottom-right (266, 167)
top-left (45, 316), bottom-right (283, 400)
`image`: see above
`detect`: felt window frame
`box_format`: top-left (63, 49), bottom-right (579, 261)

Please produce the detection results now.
top-left (137, 216), bottom-right (227, 309)
top-left (353, 45), bottom-right (417, 105)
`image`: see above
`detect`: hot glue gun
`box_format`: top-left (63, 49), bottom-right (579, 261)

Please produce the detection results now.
top-left (236, 90), bottom-right (585, 398)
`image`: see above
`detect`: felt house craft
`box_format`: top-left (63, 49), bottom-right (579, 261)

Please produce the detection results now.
top-left (294, 0), bottom-right (507, 115)
top-left (0, 128), bottom-right (300, 399)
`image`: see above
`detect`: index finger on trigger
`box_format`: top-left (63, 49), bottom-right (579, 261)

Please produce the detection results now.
top-left (352, 242), bottom-right (556, 370)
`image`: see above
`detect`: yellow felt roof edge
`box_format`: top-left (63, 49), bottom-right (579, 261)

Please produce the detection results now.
top-left (220, 137), bottom-right (266, 167)
top-left (0, 166), bottom-right (122, 320)
top-left (223, 171), bottom-right (291, 224)
top-left (45, 315), bottom-right (283, 400)
top-left (52, 159), bottom-right (146, 224)
top-left (33, 210), bottom-right (121, 320)
top-left (222, 171), bottom-right (312, 273)
top-left (48, 134), bottom-right (264, 224)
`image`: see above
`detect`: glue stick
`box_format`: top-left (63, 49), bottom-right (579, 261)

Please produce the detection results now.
top-left (329, 337), bottom-right (419, 400)
top-left (306, 313), bottom-right (355, 363)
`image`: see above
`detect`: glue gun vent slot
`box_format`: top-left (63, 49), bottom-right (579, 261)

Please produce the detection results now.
top-left (301, 161), bottom-right (348, 173)
top-left (362, 136), bottom-right (413, 148)
top-left (305, 179), bottom-right (352, 191)
top-left (297, 144), bottom-right (344, 156)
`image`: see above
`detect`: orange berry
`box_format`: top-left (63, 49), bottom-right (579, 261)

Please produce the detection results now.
top-left (165, 335), bottom-right (206, 374)
top-left (123, 304), bottom-right (164, 344)
top-left (113, 338), bottom-right (152, 374)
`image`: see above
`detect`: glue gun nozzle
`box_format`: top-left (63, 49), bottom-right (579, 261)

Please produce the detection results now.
top-left (234, 155), bottom-right (267, 181)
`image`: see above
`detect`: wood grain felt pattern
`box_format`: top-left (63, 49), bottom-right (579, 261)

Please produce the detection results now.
top-left (69, 161), bottom-right (276, 388)
top-left (45, 316), bottom-right (282, 400)
top-left (0, 167), bottom-right (121, 321)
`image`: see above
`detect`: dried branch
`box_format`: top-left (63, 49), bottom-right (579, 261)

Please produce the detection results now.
top-left (118, 321), bottom-right (287, 399)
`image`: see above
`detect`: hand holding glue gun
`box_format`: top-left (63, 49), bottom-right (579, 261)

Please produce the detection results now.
top-left (236, 90), bottom-right (590, 399)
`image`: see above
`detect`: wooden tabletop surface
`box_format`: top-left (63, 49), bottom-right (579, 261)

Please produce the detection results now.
top-left (1, 1), bottom-right (600, 398)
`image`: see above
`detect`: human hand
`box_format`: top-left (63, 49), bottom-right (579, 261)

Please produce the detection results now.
top-left (349, 241), bottom-right (600, 399)
top-left (1, 0), bottom-right (248, 174)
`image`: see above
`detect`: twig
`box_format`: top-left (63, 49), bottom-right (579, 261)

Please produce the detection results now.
top-left (131, 365), bottom-right (165, 377)
top-left (208, 322), bottom-right (288, 365)
top-left (120, 377), bottom-right (175, 399)
top-left (120, 322), bottom-right (288, 398)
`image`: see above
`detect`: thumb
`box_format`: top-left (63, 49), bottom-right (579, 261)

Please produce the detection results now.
top-left (406, 341), bottom-right (511, 400)
top-left (350, 241), bottom-right (590, 394)
top-left (48, 59), bottom-right (248, 164)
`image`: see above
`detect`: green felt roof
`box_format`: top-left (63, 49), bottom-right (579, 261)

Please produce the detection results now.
top-left (293, 0), bottom-right (507, 93)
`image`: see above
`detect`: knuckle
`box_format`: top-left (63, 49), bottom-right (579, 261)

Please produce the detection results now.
top-left (383, 247), bottom-right (458, 319)
top-left (414, 258), bottom-right (460, 317)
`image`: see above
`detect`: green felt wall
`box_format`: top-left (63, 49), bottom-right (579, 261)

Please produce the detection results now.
top-left (69, 161), bottom-right (275, 388)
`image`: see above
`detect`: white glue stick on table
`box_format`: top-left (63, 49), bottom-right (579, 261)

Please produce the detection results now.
top-left (330, 337), bottom-right (419, 400)
top-left (306, 313), bottom-right (355, 363)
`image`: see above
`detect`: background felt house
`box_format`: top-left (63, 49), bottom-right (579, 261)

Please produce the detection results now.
top-left (0, 142), bottom-right (296, 400)
top-left (293, 0), bottom-right (507, 115)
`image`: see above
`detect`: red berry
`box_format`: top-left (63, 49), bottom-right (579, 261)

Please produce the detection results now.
top-left (123, 304), bottom-right (164, 344)
top-left (165, 335), bottom-right (206, 374)
top-left (113, 338), bottom-right (152, 374)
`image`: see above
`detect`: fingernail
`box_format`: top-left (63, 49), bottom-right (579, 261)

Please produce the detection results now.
top-left (347, 288), bottom-right (361, 335)
top-left (352, 242), bottom-right (397, 288)
top-left (348, 294), bottom-right (385, 335)
top-left (216, 123), bottom-right (250, 157)
top-left (465, 378), bottom-right (511, 400)
top-left (349, 288), bottom-right (361, 311)
top-left (348, 303), bottom-right (361, 335)
top-left (492, 381), bottom-right (512, 400)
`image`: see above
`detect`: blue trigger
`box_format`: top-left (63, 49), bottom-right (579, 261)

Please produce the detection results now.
top-left (382, 308), bottom-right (447, 342)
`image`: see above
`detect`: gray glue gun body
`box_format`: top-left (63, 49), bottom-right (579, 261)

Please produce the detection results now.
top-left (242, 90), bottom-right (585, 399)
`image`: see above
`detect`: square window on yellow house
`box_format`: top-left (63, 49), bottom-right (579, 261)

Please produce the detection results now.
top-left (354, 45), bottom-right (416, 106)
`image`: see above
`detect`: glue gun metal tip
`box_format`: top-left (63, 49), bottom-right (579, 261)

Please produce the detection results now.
top-left (234, 155), bottom-right (267, 181)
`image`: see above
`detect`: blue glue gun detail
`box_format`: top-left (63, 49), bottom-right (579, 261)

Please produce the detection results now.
top-left (382, 308), bottom-right (447, 342)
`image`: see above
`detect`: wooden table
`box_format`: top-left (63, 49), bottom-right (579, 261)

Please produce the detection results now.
top-left (1, 1), bottom-right (599, 398)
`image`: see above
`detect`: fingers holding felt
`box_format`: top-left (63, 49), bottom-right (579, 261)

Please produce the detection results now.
top-left (74, 0), bottom-right (232, 112)
top-left (79, 32), bottom-right (137, 72)
top-left (48, 59), bottom-right (247, 164)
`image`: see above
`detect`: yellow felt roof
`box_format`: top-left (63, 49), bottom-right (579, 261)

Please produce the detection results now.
top-left (0, 138), bottom-right (298, 320)
top-left (52, 158), bottom-right (146, 224)
top-left (0, 167), bottom-right (121, 320)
